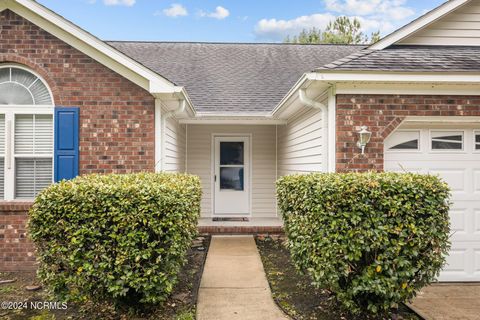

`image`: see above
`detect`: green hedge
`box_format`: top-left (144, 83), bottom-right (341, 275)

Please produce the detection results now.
top-left (28, 172), bottom-right (201, 305)
top-left (277, 172), bottom-right (451, 315)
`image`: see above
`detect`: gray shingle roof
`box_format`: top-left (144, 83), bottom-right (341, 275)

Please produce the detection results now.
top-left (319, 45), bottom-right (480, 72)
top-left (107, 41), bottom-right (363, 114)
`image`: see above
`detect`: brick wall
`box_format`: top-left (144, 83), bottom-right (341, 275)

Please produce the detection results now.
top-left (336, 94), bottom-right (480, 172)
top-left (0, 10), bottom-right (155, 174)
top-left (0, 10), bottom-right (157, 271)
top-left (0, 203), bottom-right (35, 271)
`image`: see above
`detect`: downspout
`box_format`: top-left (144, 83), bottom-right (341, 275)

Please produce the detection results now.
top-left (185, 124), bottom-right (188, 173)
top-left (161, 99), bottom-right (186, 171)
top-left (298, 88), bottom-right (329, 172)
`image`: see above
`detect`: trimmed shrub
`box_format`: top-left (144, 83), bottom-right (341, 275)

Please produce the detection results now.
top-left (277, 172), bottom-right (451, 315)
top-left (28, 172), bottom-right (201, 305)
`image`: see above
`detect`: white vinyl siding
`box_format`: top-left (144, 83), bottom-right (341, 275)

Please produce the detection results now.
top-left (164, 116), bottom-right (186, 172)
top-left (14, 114), bottom-right (53, 198)
top-left (399, 1), bottom-right (480, 46)
top-left (187, 125), bottom-right (277, 218)
top-left (277, 104), bottom-right (325, 177)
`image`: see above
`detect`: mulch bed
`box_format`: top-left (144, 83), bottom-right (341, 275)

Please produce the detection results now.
top-left (0, 235), bottom-right (210, 320)
top-left (256, 235), bottom-right (422, 320)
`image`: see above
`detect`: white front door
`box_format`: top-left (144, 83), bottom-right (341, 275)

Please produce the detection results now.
top-left (213, 136), bottom-right (250, 216)
top-left (385, 126), bottom-right (480, 282)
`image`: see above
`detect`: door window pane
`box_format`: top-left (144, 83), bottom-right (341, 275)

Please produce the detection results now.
top-left (220, 142), bottom-right (244, 165)
top-left (220, 167), bottom-right (244, 191)
top-left (432, 131), bottom-right (463, 150)
top-left (475, 133), bottom-right (480, 150)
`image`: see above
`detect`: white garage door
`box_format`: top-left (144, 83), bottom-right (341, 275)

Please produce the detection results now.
top-left (385, 126), bottom-right (480, 282)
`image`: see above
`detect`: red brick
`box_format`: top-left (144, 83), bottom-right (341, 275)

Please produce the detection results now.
top-left (336, 94), bottom-right (480, 172)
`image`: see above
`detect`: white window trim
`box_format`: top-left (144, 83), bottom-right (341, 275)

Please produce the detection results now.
top-left (0, 64), bottom-right (55, 105)
top-left (473, 130), bottom-right (480, 153)
top-left (2, 108), bottom-right (54, 200)
top-left (429, 129), bottom-right (466, 154)
top-left (386, 129), bottom-right (422, 153)
top-left (0, 65), bottom-right (54, 201)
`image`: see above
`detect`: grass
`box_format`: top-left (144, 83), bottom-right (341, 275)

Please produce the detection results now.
top-left (0, 285), bottom-right (15, 294)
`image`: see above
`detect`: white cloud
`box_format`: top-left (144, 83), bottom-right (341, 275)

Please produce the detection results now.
top-left (325, 0), bottom-right (415, 20)
top-left (254, 13), bottom-right (396, 41)
top-left (254, 0), bottom-right (415, 41)
top-left (161, 3), bottom-right (188, 17)
top-left (103, 0), bottom-right (135, 6)
top-left (255, 13), bottom-right (336, 41)
top-left (199, 6), bottom-right (230, 20)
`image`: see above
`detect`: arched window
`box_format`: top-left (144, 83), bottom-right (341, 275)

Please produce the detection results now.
top-left (0, 65), bottom-right (54, 200)
top-left (0, 67), bottom-right (53, 105)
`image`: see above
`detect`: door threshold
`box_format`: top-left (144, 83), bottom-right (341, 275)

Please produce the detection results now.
top-left (213, 217), bottom-right (250, 222)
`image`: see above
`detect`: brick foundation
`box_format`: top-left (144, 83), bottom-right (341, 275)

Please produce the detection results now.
top-left (198, 226), bottom-right (283, 235)
top-left (0, 202), bottom-right (35, 271)
top-left (336, 94), bottom-right (480, 172)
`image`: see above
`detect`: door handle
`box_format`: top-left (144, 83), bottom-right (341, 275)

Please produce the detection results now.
top-left (214, 175), bottom-right (217, 182)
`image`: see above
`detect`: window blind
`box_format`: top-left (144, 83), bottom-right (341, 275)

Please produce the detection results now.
top-left (14, 114), bottom-right (53, 198)
top-left (15, 158), bottom-right (52, 199)
top-left (15, 114), bottom-right (53, 155)
top-left (0, 114), bottom-right (4, 199)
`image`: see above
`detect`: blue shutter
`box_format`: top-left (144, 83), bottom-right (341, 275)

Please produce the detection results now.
top-left (54, 107), bottom-right (79, 182)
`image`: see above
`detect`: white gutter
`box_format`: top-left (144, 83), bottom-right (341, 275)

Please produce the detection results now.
top-left (299, 88), bottom-right (327, 113)
top-left (179, 119), bottom-right (287, 125)
top-left (271, 73), bottom-right (309, 117)
top-left (308, 71), bottom-right (480, 83)
top-left (299, 88), bottom-right (329, 172)
top-left (160, 99), bottom-right (186, 170)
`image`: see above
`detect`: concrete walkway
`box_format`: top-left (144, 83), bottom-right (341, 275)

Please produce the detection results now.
top-left (197, 235), bottom-right (289, 320)
top-left (408, 284), bottom-right (480, 320)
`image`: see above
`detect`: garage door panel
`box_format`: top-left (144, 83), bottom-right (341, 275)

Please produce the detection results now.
top-left (383, 162), bottom-right (424, 173)
top-left (475, 210), bottom-right (480, 236)
top-left (439, 244), bottom-right (477, 282)
top-left (475, 249), bottom-right (480, 277)
top-left (450, 208), bottom-right (468, 236)
top-left (450, 208), bottom-right (480, 241)
top-left (442, 248), bottom-right (469, 273)
top-left (384, 166), bottom-right (423, 174)
top-left (474, 170), bottom-right (480, 194)
top-left (386, 127), bottom-right (480, 282)
top-left (428, 169), bottom-right (466, 193)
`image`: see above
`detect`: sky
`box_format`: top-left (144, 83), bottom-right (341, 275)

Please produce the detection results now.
top-left (37, 0), bottom-right (446, 43)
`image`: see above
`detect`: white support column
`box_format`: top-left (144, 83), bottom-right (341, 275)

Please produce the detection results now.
top-left (327, 86), bottom-right (336, 173)
top-left (154, 98), bottom-right (162, 172)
